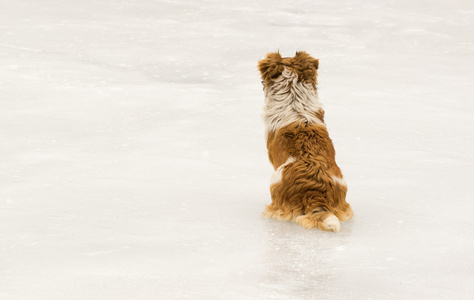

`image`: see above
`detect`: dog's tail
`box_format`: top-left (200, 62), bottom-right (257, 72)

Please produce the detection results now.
top-left (294, 211), bottom-right (341, 232)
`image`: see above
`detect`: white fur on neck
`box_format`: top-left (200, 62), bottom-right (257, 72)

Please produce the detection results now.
top-left (263, 67), bottom-right (324, 135)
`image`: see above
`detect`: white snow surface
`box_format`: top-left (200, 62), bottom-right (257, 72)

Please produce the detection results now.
top-left (1, 0), bottom-right (474, 299)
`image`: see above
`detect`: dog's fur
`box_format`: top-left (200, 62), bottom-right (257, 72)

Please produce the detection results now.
top-left (258, 51), bottom-right (353, 232)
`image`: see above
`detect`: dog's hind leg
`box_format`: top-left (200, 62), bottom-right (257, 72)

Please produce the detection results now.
top-left (327, 181), bottom-right (353, 223)
top-left (335, 204), bottom-right (354, 222)
top-left (262, 203), bottom-right (300, 221)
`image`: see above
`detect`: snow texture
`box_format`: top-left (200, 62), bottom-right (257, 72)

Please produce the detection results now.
top-left (1, 0), bottom-right (473, 299)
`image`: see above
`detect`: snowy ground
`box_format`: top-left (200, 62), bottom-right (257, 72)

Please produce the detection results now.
top-left (1, 0), bottom-right (474, 299)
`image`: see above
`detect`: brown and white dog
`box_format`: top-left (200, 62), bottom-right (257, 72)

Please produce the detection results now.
top-left (258, 51), bottom-right (353, 232)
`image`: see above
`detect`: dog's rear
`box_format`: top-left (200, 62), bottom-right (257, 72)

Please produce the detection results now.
top-left (259, 51), bottom-right (353, 232)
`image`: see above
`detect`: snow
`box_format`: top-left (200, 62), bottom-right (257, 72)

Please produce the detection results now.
top-left (1, 0), bottom-right (473, 299)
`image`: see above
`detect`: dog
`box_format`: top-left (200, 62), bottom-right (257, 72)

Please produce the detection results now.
top-left (258, 51), bottom-right (353, 232)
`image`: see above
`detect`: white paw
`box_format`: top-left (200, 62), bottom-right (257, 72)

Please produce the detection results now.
top-left (322, 215), bottom-right (341, 232)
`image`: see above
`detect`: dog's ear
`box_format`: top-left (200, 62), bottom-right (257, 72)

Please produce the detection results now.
top-left (295, 51), bottom-right (319, 70)
top-left (258, 52), bottom-right (284, 85)
top-left (294, 51), bottom-right (319, 85)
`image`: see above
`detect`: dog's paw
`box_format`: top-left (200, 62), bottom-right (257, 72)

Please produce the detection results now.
top-left (295, 213), bottom-right (341, 232)
top-left (322, 215), bottom-right (341, 232)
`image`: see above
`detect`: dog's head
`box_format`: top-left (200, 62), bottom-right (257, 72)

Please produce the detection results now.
top-left (258, 51), bottom-right (319, 89)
